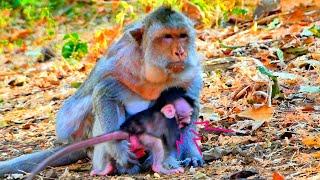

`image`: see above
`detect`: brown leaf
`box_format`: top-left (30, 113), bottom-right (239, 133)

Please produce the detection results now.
top-left (280, 0), bottom-right (313, 12)
top-left (302, 135), bottom-right (320, 148)
top-left (238, 105), bottom-right (274, 122)
top-left (301, 104), bottom-right (315, 112)
top-left (287, 8), bottom-right (306, 23)
top-left (181, 1), bottom-right (202, 21)
top-left (10, 29), bottom-right (32, 41)
top-left (273, 172), bottom-right (285, 180)
top-left (311, 53), bottom-right (320, 61)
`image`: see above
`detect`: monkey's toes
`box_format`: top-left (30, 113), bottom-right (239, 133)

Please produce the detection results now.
top-left (90, 164), bottom-right (114, 176)
top-left (170, 167), bottom-right (184, 174)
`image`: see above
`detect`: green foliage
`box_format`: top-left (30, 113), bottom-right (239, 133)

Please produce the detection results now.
top-left (258, 66), bottom-right (282, 98)
top-left (114, 1), bottom-right (137, 25)
top-left (309, 25), bottom-right (320, 38)
top-left (267, 18), bottom-right (281, 30)
top-left (231, 7), bottom-right (248, 15)
top-left (301, 25), bottom-right (320, 37)
top-left (70, 81), bottom-right (82, 88)
top-left (62, 33), bottom-right (88, 63)
top-left (276, 48), bottom-right (285, 66)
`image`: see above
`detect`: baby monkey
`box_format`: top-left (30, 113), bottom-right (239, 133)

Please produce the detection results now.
top-left (27, 88), bottom-right (194, 179)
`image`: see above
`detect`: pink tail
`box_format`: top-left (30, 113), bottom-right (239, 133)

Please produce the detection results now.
top-left (27, 131), bottom-right (129, 180)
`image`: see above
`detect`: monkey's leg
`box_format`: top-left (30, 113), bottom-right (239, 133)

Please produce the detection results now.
top-left (162, 151), bottom-right (181, 169)
top-left (91, 79), bottom-right (139, 174)
top-left (56, 94), bottom-right (92, 141)
top-left (139, 134), bottom-right (184, 175)
top-left (0, 147), bottom-right (87, 177)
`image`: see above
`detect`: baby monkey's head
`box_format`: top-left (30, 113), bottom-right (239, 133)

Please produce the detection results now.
top-left (161, 97), bottom-right (193, 129)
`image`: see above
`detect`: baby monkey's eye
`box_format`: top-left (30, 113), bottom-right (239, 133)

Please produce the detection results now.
top-left (164, 34), bottom-right (173, 39)
top-left (179, 33), bottom-right (188, 38)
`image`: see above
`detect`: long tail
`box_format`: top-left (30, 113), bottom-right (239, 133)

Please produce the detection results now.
top-left (27, 131), bottom-right (129, 180)
top-left (0, 147), bottom-right (87, 177)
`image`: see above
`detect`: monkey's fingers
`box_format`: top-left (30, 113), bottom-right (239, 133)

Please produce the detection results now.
top-left (116, 164), bottom-right (141, 174)
top-left (128, 151), bottom-right (140, 164)
top-left (181, 157), bottom-right (204, 167)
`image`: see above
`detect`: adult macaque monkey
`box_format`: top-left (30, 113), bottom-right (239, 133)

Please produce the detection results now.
top-left (27, 88), bottom-right (193, 179)
top-left (0, 6), bottom-right (203, 176)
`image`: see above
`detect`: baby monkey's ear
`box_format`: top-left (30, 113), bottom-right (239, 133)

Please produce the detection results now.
top-left (161, 104), bottom-right (176, 119)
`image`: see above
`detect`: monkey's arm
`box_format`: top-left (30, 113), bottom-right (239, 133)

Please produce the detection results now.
top-left (56, 58), bottom-right (112, 141)
top-left (177, 74), bottom-right (204, 167)
top-left (91, 78), bottom-right (140, 174)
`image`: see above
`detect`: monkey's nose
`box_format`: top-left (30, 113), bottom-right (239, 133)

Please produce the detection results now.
top-left (175, 49), bottom-right (185, 60)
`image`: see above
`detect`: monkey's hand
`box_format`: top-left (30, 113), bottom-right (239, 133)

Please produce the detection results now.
top-left (113, 141), bottom-right (142, 174)
top-left (163, 152), bottom-right (181, 169)
top-left (178, 126), bottom-right (204, 167)
top-left (112, 140), bottom-right (139, 166)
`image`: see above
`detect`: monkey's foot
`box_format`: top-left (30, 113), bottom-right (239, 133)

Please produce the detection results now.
top-left (152, 165), bottom-right (184, 175)
top-left (90, 164), bottom-right (114, 176)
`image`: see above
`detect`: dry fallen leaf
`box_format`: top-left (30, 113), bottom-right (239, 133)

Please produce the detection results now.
top-left (238, 105), bottom-right (275, 122)
top-left (302, 135), bottom-right (320, 148)
top-left (280, 0), bottom-right (313, 12)
top-left (273, 172), bottom-right (285, 180)
top-left (181, 1), bottom-right (202, 21)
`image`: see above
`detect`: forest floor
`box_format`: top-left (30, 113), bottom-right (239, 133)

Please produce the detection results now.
top-left (1, 6), bottom-right (320, 180)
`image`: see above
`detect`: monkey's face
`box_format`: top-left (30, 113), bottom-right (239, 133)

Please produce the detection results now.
top-left (173, 98), bottom-right (193, 129)
top-left (145, 28), bottom-right (193, 74)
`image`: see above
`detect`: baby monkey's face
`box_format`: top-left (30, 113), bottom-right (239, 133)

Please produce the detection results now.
top-left (173, 98), bottom-right (193, 129)
top-left (161, 98), bottom-right (193, 129)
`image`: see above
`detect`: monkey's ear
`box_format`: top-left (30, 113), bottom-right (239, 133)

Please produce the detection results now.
top-left (161, 104), bottom-right (176, 119)
top-left (129, 27), bottom-right (144, 45)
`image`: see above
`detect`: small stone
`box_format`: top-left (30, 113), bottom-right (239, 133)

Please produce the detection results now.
top-left (24, 147), bottom-right (33, 153)
top-left (194, 171), bottom-right (208, 179)
top-left (45, 169), bottom-right (58, 178)
top-left (154, 172), bottom-right (160, 178)
top-left (11, 173), bottom-right (24, 179)
top-left (189, 166), bottom-right (196, 174)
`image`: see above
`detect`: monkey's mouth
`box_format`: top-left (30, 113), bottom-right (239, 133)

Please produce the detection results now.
top-left (167, 62), bottom-right (185, 73)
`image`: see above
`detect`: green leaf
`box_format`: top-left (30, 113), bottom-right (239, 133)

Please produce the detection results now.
top-left (309, 25), bottom-right (320, 38)
top-left (62, 41), bottom-right (75, 58)
top-left (271, 78), bottom-right (282, 98)
top-left (276, 48), bottom-right (285, 66)
top-left (258, 66), bottom-right (275, 78)
top-left (70, 81), bottom-right (82, 88)
top-left (231, 8), bottom-right (248, 15)
top-left (257, 66), bottom-right (282, 98)
top-left (299, 85), bottom-right (320, 93)
top-left (267, 18), bottom-right (280, 30)
top-left (301, 25), bottom-right (320, 37)
top-left (75, 42), bottom-right (88, 54)
top-left (63, 32), bottom-right (79, 41)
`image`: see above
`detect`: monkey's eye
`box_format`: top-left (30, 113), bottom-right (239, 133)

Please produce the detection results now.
top-left (179, 33), bottom-right (188, 38)
top-left (164, 34), bottom-right (173, 39)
